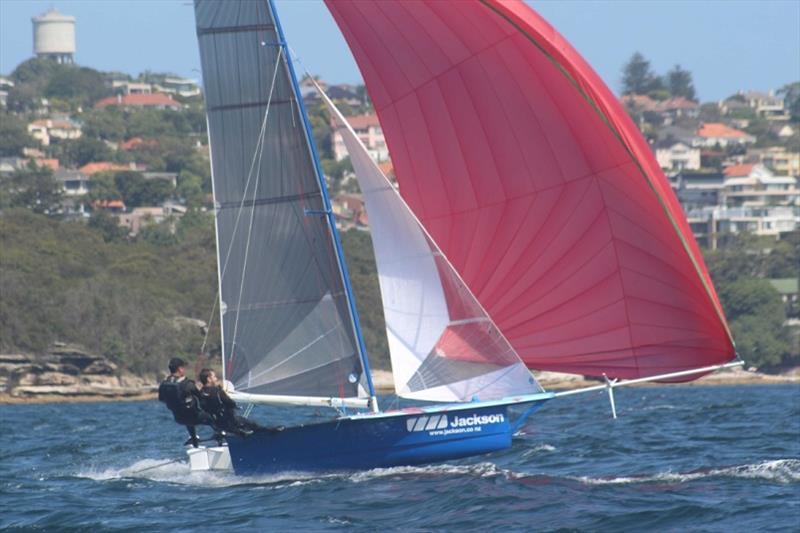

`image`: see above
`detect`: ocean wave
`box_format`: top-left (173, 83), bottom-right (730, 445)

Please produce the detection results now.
top-left (573, 459), bottom-right (800, 485)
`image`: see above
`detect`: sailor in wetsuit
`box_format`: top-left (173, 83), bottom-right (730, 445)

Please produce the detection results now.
top-left (197, 368), bottom-right (261, 437)
top-left (158, 357), bottom-right (213, 447)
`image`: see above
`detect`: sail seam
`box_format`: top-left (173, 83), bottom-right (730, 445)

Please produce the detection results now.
top-left (197, 23), bottom-right (275, 36)
top-left (208, 99), bottom-right (292, 112)
top-left (217, 191), bottom-right (321, 209)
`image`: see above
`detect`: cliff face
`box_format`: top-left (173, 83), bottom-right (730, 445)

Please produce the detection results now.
top-left (0, 345), bottom-right (156, 402)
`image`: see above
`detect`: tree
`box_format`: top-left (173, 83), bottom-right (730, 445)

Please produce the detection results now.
top-left (0, 113), bottom-right (35, 156)
top-left (777, 82), bottom-right (800, 122)
top-left (82, 109), bottom-right (127, 141)
top-left (88, 172), bottom-right (121, 202)
top-left (62, 136), bottom-right (113, 167)
top-left (115, 171), bottom-right (173, 207)
top-left (44, 66), bottom-right (110, 107)
top-left (177, 170), bottom-right (205, 208)
top-left (9, 163), bottom-right (63, 215)
top-left (718, 277), bottom-right (792, 369)
top-left (621, 52), bottom-right (663, 95)
top-left (666, 64), bottom-right (697, 101)
top-left (89, 210), bottom-right (127, 242)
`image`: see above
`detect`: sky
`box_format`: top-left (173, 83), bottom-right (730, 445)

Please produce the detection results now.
top-left (1, 0), bottom-right (798, 102)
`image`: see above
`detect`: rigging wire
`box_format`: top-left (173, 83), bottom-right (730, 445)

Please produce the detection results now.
top-left (199, 48), bottom-right (284, 359)
top-left (228, 45), bottom-right (284, 366)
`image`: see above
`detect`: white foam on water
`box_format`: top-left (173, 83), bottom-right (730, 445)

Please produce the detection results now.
top-left (574, 459), bottom-right (800, 485)
top-left (78, 458), bottom-right (521, 488)
top-left (347, 462), bottom-right (508, 483)
top-left (77, 458), bottom-right (329, 488)
top-left (522, 444), bottom-right (557, 457)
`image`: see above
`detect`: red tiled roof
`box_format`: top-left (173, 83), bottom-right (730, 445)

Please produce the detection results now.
top-left (621, 94), bottom-right (659, 112)
top-left (659, 97), bottom-right (698, 111)
top-left (79, 162), bottom-right (134, 175)
top-left (119, 137), bottom-right (158, 151)
top-left (29, 118), bottom-right (80, 130)
top-left (32, 158), bottom-right (59, 171)
top-left (95, 93), bottom-right (182, 110)
top-left (92, 199), bottom-right (126, 209)
top-left (724, 163), bottom-right (755, 177)
top-left (697, 123), bottom-right (750, 139)
top-left (346, 113), bottom-right (380, 129)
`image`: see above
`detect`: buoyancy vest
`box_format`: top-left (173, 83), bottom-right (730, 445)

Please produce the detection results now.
top-left (158, 376), bottom-right (199, 423)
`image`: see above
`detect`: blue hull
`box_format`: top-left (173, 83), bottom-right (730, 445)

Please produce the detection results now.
top-left (227, 402), bottom-right (541, 475)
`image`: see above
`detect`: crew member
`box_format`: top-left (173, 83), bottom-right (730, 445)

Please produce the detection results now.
top-left (198, 368), bottom-right (261, 437)
top-left (158, 357), bottom-right (213, 447)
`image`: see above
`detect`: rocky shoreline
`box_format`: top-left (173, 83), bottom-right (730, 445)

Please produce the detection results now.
top-left (0, 346), bottom-right (157, 404)
top-left (1, 348), bottom-right (797, 405)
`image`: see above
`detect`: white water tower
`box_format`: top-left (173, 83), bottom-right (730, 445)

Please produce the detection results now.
top-left (32, 8), bottom-right (76, 64)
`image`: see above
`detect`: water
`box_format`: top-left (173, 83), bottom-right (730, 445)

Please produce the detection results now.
top-left (2, 385), bottom-right (798, 532)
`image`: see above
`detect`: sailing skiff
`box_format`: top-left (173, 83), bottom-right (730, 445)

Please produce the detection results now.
top-left (188, 0), bottom-right (740, 475)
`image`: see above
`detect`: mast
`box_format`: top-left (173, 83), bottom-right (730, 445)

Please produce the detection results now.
top-left (267, 0), bottom-right (378, 411)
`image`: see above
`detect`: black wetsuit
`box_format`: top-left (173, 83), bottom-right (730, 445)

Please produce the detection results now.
top-left (158, 375), bottom-right (213, 446)
top-left (199, 385), bottom-right (260, 437)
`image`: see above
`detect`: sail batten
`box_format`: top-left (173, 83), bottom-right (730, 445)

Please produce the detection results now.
top-left (195, 0), bottom-right (367, 398)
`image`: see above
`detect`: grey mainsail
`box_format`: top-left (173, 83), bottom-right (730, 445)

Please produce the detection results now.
top-left (194, 0), bottom-right (365, 399)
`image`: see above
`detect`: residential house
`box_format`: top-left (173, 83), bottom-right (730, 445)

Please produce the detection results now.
top-left (741, 90), bottom-right (791, 121)
top-left (116, 204), bottom-right (186, 235)
top-left (655, 140), bottom-right (701, 171)
top-left (687, 205), bottom-right (799, 249)
top-left (55, 168), bottom-right (90, 196)
top-left (22, 147), bottom-right (45, 158)
top-left (32, 158), bottom-right (59, 171)
top-left (154, 77), bottom-right (201, 98)
top-left (27, 118), bottom-right (82, 146)
top-left (675, 170), bottom-right (726, 209)
top-left (79, 161), bottom-right (139, 175)
top-left (0, 156), bottom-right (27, 177)
top-left (119, 137), bottom-right (158, 151)
top-left (332, 113), bottom-right (388, 163)
top-left (750, 146), bottom-right (800, 176)
top-left (621, 94), bottom-right (699, 124)
top-left (94, 93), bottom-right (183, 111)
top-left (693, 122), bottom-right (756, 148)
top-left (722, 163), bottom-right (798, 207)
top-left (332, 193), bottom-right (368, 228)
top-left (657, 97), bottom-right (700, 124)
top-left (142, 171), bottom-right (178, 188)
top-left (111, 80), bottom-right (153, 95)
top-left (0, 76), bottom-right (14, 107)
top-left (327, 84), bottom-right (363, 107)
top-left (92, 199), bottom-right (126, 213)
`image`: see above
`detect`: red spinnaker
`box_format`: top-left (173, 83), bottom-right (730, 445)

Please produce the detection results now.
top-left (325, 0), bottom-right (735, 379)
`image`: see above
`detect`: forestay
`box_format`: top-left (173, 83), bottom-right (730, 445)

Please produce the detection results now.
top-left (320, 88), bottom-right (541, 403)
top-left (194, 0), bottom-right (366, 399)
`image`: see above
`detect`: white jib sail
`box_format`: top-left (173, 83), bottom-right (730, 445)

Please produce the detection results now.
top-left (319, 87), bottom-right (542, 403)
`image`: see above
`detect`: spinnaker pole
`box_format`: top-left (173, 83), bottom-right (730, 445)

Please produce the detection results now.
top-left (552, 360), bottom-right (745, 418)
